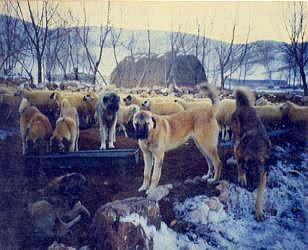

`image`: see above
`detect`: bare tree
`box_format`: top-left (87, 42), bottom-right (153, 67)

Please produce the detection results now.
top-left (110, 27), bottom-right (123, 87)
top-left (12, 0), bottom-right (58, 84)
top-left (178, 31), bottom-right (192, 55)
top-left (77, 0), bottom-right (111, 85)
top-left (137, 24), bottom-right (152, 87)
top-left (214, 24), bottom-right (250, 89)
top-left (0, 0), bottom-right (27, 76)
top-left (166, 29), bottom-right (180, 87)
top-left (121, 31), bottom-right (139, 84)
top-left (283, 2), bottom-right (307, 95)
top-left (44, 21), bottom-right (68, 82)
top-left (255, 41), bottom-right (277, 84)
top-left (65, 10), bottom-right (82, 81)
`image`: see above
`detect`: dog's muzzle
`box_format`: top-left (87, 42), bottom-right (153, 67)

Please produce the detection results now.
top-left (107, 103), bottom-right (120, 112)
top-left (50, 138), bottom-right (67, 153)
top-left (134, 123), bottom-right (149, 139)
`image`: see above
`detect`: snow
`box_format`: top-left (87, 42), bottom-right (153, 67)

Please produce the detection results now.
top-left (121, 145), bottom-right (307, 249)
top-left (0, 129), bottom-right (14, 140)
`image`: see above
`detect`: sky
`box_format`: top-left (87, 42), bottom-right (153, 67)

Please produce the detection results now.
top-left (2, 1), bottom-right (307, 43)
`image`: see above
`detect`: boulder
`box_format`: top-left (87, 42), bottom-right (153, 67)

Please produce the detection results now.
top-left (90, 197), bottom-right (161, 249)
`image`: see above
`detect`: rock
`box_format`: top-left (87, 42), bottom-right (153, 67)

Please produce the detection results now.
top-left (146, 184), bottom-right (173, 201)
top-left (215, 180), bottom-right (230, 204)
top-left (48, 241), bottom-right (76, 250)
top-left (90, 197), bottom-right (161, 250)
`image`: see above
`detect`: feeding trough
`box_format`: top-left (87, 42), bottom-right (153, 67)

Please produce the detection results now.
top-left (24, 148), bottom-right (140, 176)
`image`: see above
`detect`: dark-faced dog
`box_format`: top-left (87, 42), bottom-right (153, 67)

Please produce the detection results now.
top-left (133, 84), bottom-right (223, 194)
top-left (231, 87), bottom-right (272, 221)
top-left (96, 91), bottom-right (120, 149)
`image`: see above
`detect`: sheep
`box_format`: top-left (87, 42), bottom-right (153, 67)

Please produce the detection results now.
top-left (0, 92), bottom-right (21, 123)
top-left (175, 98), bottom-right (212, 110)
top-left (279, 101), bottom-right (308, 138)
top-left (256, 96), bottom-right (273, 106)
top-left (116, 104), bottom-right (140, 137)
top-left (15, 89), bottom-right (60, 127)
top-left (255, 104), bottom-right (283, 129)
top-left (50, 91), bottom-right (98, 129)
top-left (279, 101), bottom-right (308, 122)
top-left (141, 99), bottom-right (184, 115)
top-left (123, 94), bottom-right (144, 107)
top-left (215, 99), bottom-right (236, 141)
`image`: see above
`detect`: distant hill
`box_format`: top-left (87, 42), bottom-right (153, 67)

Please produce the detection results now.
top-left (0, 14), bottom-right (301, 87)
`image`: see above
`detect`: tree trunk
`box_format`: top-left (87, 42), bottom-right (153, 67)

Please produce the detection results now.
top-left (299, 66), bottom-right (307, 96)
top-left (220, 69), bottom-right (225, 90)
top-left (37, 55), bottom-right (42, 84)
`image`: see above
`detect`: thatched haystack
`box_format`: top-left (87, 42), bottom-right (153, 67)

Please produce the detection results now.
top-left (110, 52), bottom-right (207, 88)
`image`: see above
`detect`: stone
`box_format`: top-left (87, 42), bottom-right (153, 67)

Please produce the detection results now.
top-left (90, 197), bottom-right (161, 250)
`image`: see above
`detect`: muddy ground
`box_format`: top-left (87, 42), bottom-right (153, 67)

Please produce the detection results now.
top-left (0, 119), bottom-right (237, 249)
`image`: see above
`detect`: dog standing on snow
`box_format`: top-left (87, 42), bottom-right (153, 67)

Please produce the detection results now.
top-left (96, 91), bottom-right (120, 149)
top-left (231, 87), bottom-right (272, 221)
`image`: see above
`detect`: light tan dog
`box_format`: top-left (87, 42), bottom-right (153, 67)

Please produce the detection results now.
top-left (19, 98), bottom-right (53, 155)
top-left (50, 98), bottom-right (80, 152)
top-left (133, 85), bottom-right (223, 194)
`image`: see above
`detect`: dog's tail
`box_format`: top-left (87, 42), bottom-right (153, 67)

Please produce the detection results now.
top-left (18, 98), bottom-right (30, 114)
top-left (198, 83), bottom-right (219, 113)
top-left (234, 86), bottom-right (255, 107)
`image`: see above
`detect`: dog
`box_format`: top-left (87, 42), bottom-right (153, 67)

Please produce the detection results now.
top-left (31, 173), bottom-right (90, 242)
top-left (19, 98), bottom-right (53, 155)
top-left (96, 91), bottom-right (120, 149)
top-left (133, 84), bottom-right (223, 194)
top-left (50, 98), bottom-right (80, 152)
top-left (231, 87), bottom-right (272, 221)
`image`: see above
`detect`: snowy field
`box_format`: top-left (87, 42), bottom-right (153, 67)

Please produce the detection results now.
top-left (122, 143), bottom-right (307, 250)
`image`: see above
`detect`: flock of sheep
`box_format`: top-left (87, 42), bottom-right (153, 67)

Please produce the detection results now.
top-left (0, 81), bottom-right (307, 155)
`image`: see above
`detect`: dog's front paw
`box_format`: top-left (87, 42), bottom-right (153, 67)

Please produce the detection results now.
top-left (100, 144), bottom-right (106, 150)
top-left (207, 177), bottom-right (218, 184)
top-left (146, 186), bottom-right (156, 195)
top-left (202, 173), bottom-right (212, 180)
top-left (255, 209), bottom-right (264, 221)
top-left (138, 184), bottom-right (148, 192)
top-left (238, 177), bottom-right (247, 187)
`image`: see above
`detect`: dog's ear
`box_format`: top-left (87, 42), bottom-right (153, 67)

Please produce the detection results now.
top-left (50, 92), bottom-right (59, 100)
top-left (152, 116), bottom-right (156, 129)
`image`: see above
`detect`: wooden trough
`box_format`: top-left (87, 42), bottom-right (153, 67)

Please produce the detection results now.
top-left (23, 127), bottom-right (303, 176)
top-left (24, 148), bottom-right (140, 176)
